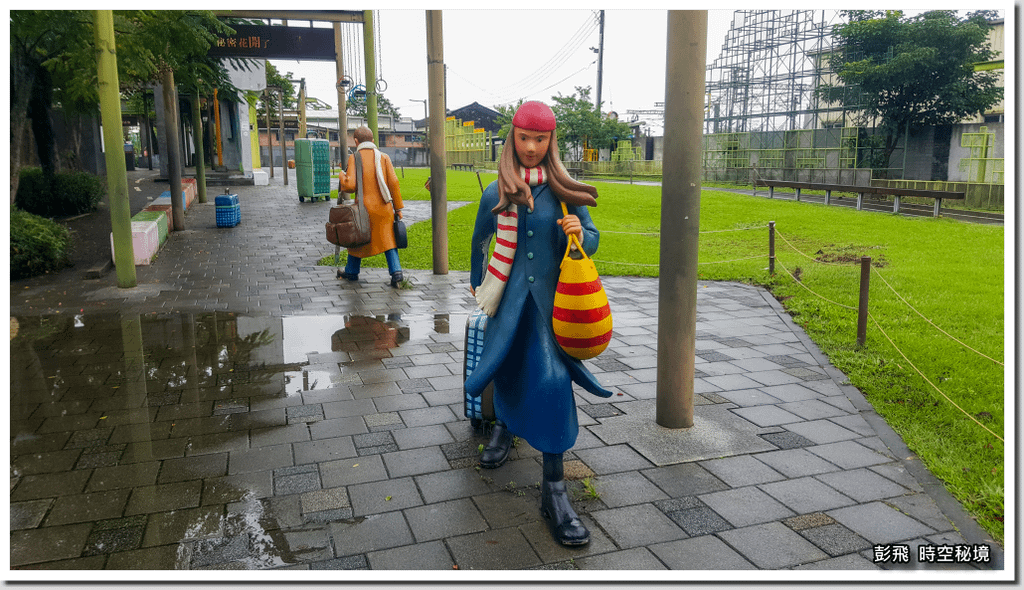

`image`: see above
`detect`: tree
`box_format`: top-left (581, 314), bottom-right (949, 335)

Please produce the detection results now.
top-left (346, 92), bottom-right (401, 119)
top-left (816, 10), bottom-right (1002, 169)
top-left (494, 99), bottom-right (526, 140)
top-left (258, 62), bottom-right (297, 117)
top-left (549, 86), bottom-right (633, 161)
top-left (10, 10), bottom-right (238, 203)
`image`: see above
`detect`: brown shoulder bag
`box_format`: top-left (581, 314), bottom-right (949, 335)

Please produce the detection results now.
top-left (326, 152), bottom-right (371, 248)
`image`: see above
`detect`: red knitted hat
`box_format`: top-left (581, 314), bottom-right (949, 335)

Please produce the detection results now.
top-left (512, 101), bottom-right (557, 131)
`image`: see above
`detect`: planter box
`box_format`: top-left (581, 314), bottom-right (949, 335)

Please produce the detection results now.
top-left (111, 220), bottom-right (159, 266)
top-left (131, 210), bottom-right (169, 245)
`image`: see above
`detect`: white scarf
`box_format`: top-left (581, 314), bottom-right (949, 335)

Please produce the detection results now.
top-left (356, 141), bottom-right (392, 204)
top-left (475, 166), bottom-right (547, 316)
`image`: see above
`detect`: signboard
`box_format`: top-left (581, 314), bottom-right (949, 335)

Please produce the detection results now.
top-left (209, 24), bottom-right (335, 60)
top-left (266, 120), bottom-right (300, 129)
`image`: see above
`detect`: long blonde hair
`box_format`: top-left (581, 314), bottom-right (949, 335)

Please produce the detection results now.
top-left (493, 127), bottom-right (598, 214)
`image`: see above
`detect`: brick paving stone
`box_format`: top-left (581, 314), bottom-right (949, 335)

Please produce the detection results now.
top-left (405, 497), bottom-right (489, 543)
top-left (754, 448), bottom-right (841, 478)
top-left (142, 506), bottom-right (224, 547)
top-left (575, 547), bottom-right (668, 570)
top-left (10, 523), bottom-right (93, 567)
top-left (590, 504), bottom-right (687, 549)
top-left (445, 527), bottom-right (541, 570)
top-left (649, 535), bottom-right (756, 570)
top-left (731, 404), bottom-right (803, 427)
top-left (759, 477), bottom-right (857, 514)
top-left (699, 486), bottom-right (795, 528)
top-left (642, 463), bottom-right (730, 498)
top-left (473, 491), bottom-right (545, 529)
top-left (519, 514), bottom-right (618, 564)
top-left (759, 430), bottom-right (815, 450)
top-left (274, 465), bottom-right (322, 496)
top-left (329, 511), bottom-right (414, 557)
top-left (700, 455), bottom-right (786, 487)
top-left (382, 446), bottom-right (450, 478)
top-left (348, 477), bottom-right (423, 516)
top-left (591, 471), bottom-right (669, 508)
top-left (310, 555), bottom-right (369, 570)
top-left (414, 467), bottom-right (494, 504)
top-left (814, 468), bottom-right (909, 503)
top-left (575, 444), bottom-right (655, 475)
top-left (827, 502), bottom-right (936, 545)
top-left (798, 523), bottom-right (872, 557)
top-left (366, 539), bottom-right (454, 570)
top-left (717, 522), bottom-right (829, 569)
top-left (44, 489), bottom-right (131, 526)
top-left (11, 499), bottom-right (53, 530)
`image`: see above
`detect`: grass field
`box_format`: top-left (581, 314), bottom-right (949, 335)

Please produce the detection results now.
top-left (321, 168), bottom-right (1007, 542)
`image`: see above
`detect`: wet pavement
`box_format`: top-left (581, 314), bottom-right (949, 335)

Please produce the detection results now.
top-left (8, 169), bottom-right (1005, 580)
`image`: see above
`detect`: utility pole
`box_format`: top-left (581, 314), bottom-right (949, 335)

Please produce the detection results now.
top-left (656, 10), bottom-right (707, 429)
top-left (363, 10), bottom-right (379, 145)
top-left (334, 22), bottom-right (349, 169)
top-left (411, 98), bottom-right (428, 164)
top-left (298, 79), bottom-right (307, 137)
top-left (162, 69), bottom-right (185, 232)
top-left (596, 10), bottom-right (605, 114)
top-left (426, 10), bottom-right (448, 275)
top-left (192, 89), bottom-right (207, 203)
top-left (94, 9), bottom-right (136, 287)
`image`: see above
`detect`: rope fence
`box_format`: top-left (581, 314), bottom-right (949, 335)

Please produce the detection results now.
top-left (589, 221), bottom-right (1003, 443)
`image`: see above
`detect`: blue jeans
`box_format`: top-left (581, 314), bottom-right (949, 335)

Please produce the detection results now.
top-left (345, 249), bottom-right (401, 276)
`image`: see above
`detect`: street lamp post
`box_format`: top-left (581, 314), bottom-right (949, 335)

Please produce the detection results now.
top-left (411, 98), bottom-right (428, 165)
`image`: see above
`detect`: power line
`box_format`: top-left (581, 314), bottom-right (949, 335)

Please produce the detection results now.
top-left (478, 12), bottom-right (601, 104)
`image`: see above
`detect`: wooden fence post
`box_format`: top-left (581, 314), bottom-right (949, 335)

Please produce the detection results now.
top-left (857, 256), bottom-right (871, 347)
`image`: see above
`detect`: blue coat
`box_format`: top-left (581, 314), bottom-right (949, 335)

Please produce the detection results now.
top-left (465, 180), bottom-right (612, 453)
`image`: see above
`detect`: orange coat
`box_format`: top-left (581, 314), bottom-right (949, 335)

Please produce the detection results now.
top-left (339, 148), bottom-right (404, 258)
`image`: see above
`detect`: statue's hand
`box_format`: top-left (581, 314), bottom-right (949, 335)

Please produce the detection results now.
top-left (557, 214), bottom-right (583, 239)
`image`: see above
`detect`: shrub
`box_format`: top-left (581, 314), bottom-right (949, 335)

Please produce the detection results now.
top-left (15, 167), bottom-right (105, 218)
top-left (10, 206), bottom-right (72, 280)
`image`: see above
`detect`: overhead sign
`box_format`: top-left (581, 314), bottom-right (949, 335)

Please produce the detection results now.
top-left (209, 24), bottom-right (335, 60)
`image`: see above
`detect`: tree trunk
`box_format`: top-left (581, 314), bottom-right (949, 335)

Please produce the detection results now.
top-left (29, 64), bottom-right (61, 184)
top-left (10, 48), bottom-right (38, 204)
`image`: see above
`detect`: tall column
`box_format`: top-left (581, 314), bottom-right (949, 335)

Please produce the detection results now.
top-left (426, 10), bottom-right (448, 275)
top-left (363, 10), bottom-right (379, 145)
top-left (656, 11), bottom-right (707, 428)
top-left (192, 90), bottom-right (207, 204)
top-left (94, 9), bottom-right (136, 287)
top-left (334, 22), bottom-right (349, 169)
top-left (162, 69), bottom-right (185, 231)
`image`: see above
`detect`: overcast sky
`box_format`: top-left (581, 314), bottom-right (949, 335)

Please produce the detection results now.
top-left (265, 9), bottom-right (739, 133)
top-left (258, 4), bottom-right (1008, 134)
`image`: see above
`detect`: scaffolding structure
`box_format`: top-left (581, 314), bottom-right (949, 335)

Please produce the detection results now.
top-left (705, 10), bottom-right (847, 135)
top-left (700, 10), bottom-right (904, 184)
top-left (444, 116), bottom-right (493, 166)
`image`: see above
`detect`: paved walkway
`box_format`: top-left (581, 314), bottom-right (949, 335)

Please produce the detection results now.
top-left (9, 170), bottom-right (1003, 579)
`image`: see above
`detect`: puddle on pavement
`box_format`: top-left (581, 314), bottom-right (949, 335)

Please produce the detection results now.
top-left (9, 310), bottom-right (468, 569)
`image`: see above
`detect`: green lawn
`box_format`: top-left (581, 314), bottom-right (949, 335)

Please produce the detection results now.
top-left (321, 169), bottom-right (1006, 542)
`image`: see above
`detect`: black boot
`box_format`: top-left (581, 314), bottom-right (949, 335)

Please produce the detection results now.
top-left (478, 420), bottom-right (513, 469)
top-left (390, 271), bottom-right (403, 288)
top-left (541, 452), bottom-right (590, 546)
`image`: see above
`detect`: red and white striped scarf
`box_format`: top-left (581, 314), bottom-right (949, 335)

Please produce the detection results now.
top-left (475, 166), bottom-right (547, 316)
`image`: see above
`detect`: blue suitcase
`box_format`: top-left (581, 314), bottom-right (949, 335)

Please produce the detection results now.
top-left (463, 308), bottom-right (495, 430)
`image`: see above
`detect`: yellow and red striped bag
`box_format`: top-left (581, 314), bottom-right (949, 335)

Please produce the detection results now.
top-left (552, 203), bottom-right (612, 360)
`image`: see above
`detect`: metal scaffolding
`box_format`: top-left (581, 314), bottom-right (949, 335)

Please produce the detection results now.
top-left (704, 10), bottom-right (847, 135)
top-left (699, 10), bottom-right (901, 184)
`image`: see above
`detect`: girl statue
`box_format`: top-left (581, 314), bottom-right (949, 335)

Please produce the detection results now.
top-left (465, 101), bottom-right (612, 546)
